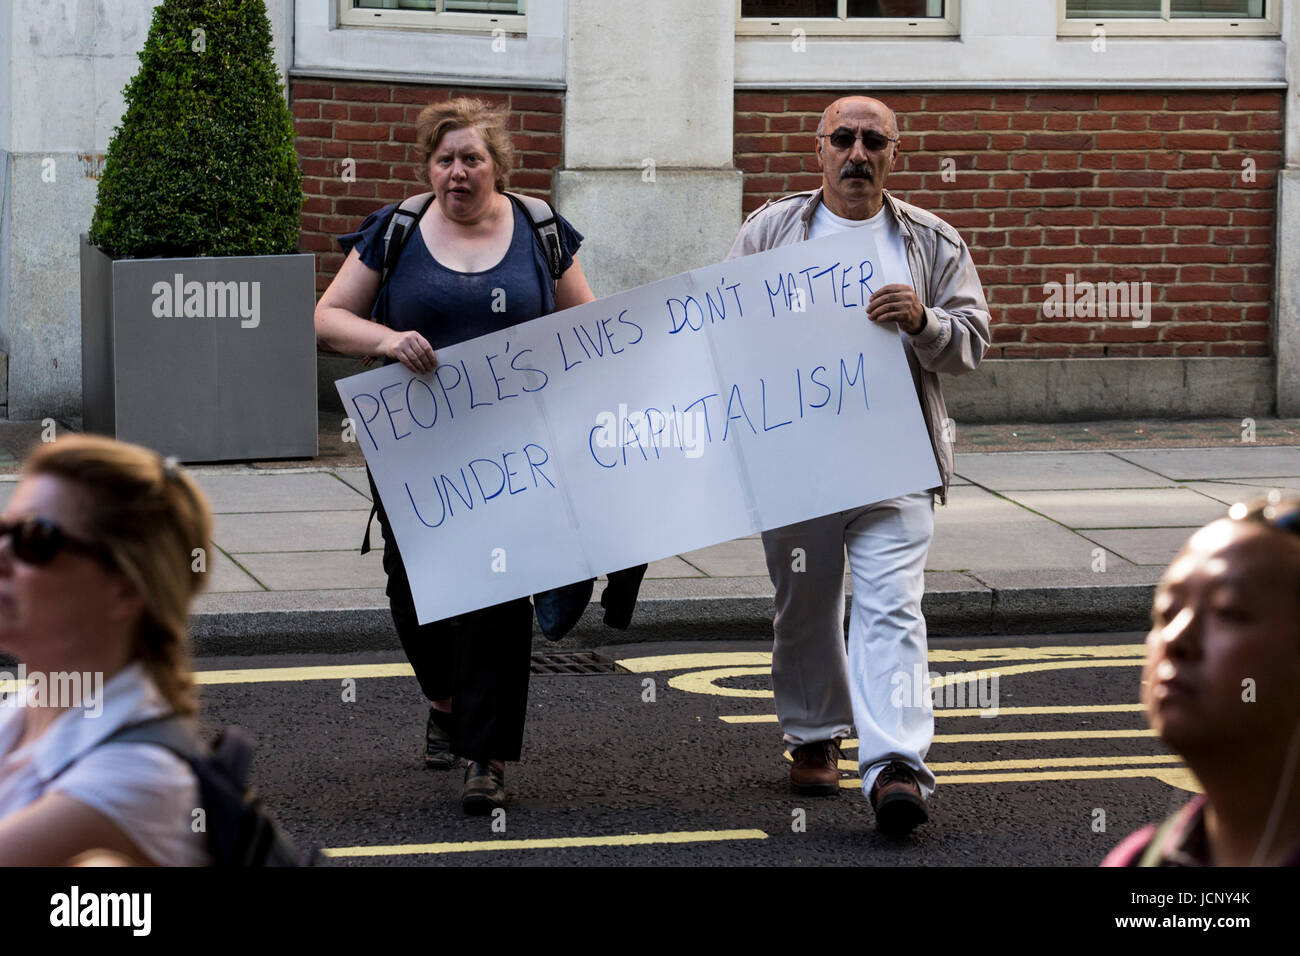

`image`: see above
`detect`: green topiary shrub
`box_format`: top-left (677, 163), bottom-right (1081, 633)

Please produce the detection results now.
top-left (89, 0), bottom-right (302, 258)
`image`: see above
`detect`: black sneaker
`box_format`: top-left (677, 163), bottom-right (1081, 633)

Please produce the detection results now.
top-left (461, 761), bottom-right (507, 815)
top-left (424, 708), bottom-right (459, 770)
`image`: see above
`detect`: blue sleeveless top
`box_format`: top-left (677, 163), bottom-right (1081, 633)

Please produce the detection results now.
top-left (337, 197), bottom-right (584, 352)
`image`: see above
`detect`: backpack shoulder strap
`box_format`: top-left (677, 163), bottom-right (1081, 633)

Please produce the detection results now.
top-left (46, 713), bottom-right (200, 783)
top-left (104, 714), bottom-right (203, 759)
top-left (380, 191), bottom-right (436, 290)
top-left (506, 191), bottom-right (565, 283)
top-left (1135, 797), bottom-right (1207, 866)
top-left (1136, 813), bottom-right (1181, 866)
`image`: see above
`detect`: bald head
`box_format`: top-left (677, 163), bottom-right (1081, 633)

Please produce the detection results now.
top-left (1144, 507), bottom-right (1300, 758)
top-left (817, 96), bottom-right (898, 140)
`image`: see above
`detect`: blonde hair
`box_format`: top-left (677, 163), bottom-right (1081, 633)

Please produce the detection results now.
top-left (415, 97), bottom-right (514, 193)
top-left (23, 435), bottom-right (212, 716)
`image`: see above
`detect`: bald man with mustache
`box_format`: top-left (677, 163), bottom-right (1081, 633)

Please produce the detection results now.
top-left (725, 96), bottom-right (991, 836)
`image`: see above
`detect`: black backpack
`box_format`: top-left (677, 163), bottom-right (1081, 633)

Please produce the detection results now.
top-left (378, 189), bottom-right (566, 289)
top-left (52, 715), bottom-right (316, 867)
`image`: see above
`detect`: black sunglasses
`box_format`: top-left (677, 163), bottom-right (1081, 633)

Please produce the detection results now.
top-left (819, 128), bottom-right (898, 152)
top-left (0, 516), bottom-right (115, 569)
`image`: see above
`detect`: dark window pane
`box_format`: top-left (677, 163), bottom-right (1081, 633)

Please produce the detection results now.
top-left (846, 0), bottom-right (944, 14)
top-left (354, 1), bottom-right (526, 10)
top-left (1065, 0), bottom-right (1161, 16)
top-left (741, 1), bottom-right (840, 17)
top-left (444, 1), bottom-right (525, 11)
top-left (1170, 0), bottom-right (1265, 17)
top-left (355, 1), bottom-right (438, 9)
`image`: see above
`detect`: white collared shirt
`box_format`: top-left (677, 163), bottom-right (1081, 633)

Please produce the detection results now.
top-left (0, 661), bottom-right (208, 866)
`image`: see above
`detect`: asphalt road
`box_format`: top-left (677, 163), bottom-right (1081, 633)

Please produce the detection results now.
top-left (194, 631), bottom-right (1188, 866)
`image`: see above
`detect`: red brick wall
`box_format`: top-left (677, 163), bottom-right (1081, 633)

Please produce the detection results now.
top-left (292, 81), bottom-right (563, 293)
top-left (735, 91), bottom-right (1281, 359)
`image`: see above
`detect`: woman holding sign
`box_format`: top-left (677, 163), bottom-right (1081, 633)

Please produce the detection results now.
top-left (315, 98), bottom-right (595, 814)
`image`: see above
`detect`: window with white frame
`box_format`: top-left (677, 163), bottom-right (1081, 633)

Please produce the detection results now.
top-left (1059, 0), bottom-right (1279, 35)
top-left (736, 0), bottom-right (959, 37)
top-left (339, 0), bottom-right (527, 33)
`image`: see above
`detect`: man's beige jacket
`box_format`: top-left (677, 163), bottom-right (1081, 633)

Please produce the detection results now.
top-left (725, 187), bottom-right (992, 502)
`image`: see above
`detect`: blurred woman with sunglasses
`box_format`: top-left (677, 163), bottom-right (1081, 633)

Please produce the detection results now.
top-left (0, 434), bottom-right (211, 865)
top-left (1104, 492), bottom-right (1300, 867)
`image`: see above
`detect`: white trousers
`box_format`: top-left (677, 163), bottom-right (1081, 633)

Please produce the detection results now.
top-left (761, 491), bottom-right (936, 799)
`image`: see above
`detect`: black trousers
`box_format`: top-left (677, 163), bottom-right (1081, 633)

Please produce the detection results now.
top-left (369, 470), bottom-right (534, 763)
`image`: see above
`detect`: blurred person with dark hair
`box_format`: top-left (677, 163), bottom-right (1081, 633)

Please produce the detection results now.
top-left (0, 435), bottom-right (211, 866)
top-left (1104, 493), bottom-right (1300, 866)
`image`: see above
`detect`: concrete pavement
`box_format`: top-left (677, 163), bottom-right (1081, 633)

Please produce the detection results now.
top-left (8, 432), bottom-right (1297, 655)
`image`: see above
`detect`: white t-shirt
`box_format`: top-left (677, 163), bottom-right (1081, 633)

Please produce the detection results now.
top-left (809, 200), bottom-right (914, 295)
top-left (811, 200), bottom-right (924, 392)
top-left (0, 661), bottom-right (209, 866)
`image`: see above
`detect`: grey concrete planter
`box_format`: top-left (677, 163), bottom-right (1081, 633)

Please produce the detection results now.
top-left (80, 237), bottom-right (318, 462)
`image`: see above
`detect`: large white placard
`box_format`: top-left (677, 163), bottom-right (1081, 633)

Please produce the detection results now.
top-left (337, 227), bottom-right (941, 624)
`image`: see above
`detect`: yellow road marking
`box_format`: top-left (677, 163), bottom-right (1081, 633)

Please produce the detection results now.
top-left (322, 828), bottom-right (769, 858)
top-left (931, 728), bottom-right (1155, 742)
top-left (668, 660), bottom-right (1140, 699)
top-left (929, 645), bottom-right (1145, 662)
top-left (837, 767), bottom-right (1200, 791)
top-left (929, 660), bottom-right (1138, 684)
top-left (615, 653), bottom-right (774, 673)
top-left (722, 703), bottom-right (1145, 722)
top-left (776, 729), bottom-right (1157, 746)
top-left (193, 663), bottom-right (414, 684)
top-left (899, 755), bottom-right (1180, 772)
top-left (835, 764), bottom-right (1200, 790)
top-left (1148, 768), bottom-right (1203, 792)
top-left (668, 667), bottom-right (771, 699)
top-left (931, 768), bottom-right (1198, 787)
top-left (616, 646), bottom-right (1144, 674)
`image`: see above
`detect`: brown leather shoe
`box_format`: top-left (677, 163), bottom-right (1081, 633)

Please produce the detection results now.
top-left (870, 761), bottom-right (928, 836)
top-left (461, 761), bottom-right (507, 815)
top-left (790, 738), bottom-right (843, 796)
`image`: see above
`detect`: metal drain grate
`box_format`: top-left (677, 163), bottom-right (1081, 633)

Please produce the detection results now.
top-left (530, 651), bottom-right (627, 675)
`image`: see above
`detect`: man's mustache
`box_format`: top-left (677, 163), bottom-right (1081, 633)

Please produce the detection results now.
top-left (840, 162), bottom-right (873, 180)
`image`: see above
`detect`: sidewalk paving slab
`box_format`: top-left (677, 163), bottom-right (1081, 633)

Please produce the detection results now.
top-left (645, 555), bottom-right (707, 578)
top-left (333, 467), bottom-right (373, 500)
top-left (928, 485), bottom-right (1107, 572)
top-left (205, 545), bottom-right (266, 593)
top-left (954, 451), bottom-right (1175, 490)
top-left (1111, 446), bottom-right (1300, 481)
top-left (1001, 487), bottom-right (1227, 529)
top-left (212, 510), bottom-right (374, 554)
top-left (1083, 528), bottom-right (1200, 567)
top-left (677, 538), bottom-right (771, 577)
top-left (193, 472), bottom-right (370, 513)
top-left (230, 549), bottom-right (389, 591)
top-left (1182, 480), bottom-right (1300, 505)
